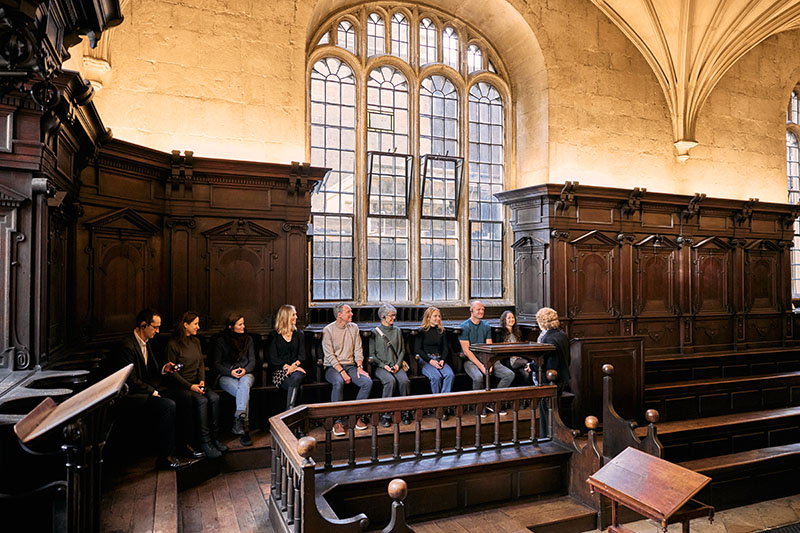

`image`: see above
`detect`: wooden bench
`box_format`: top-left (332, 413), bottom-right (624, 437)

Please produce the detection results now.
top-left (634, 406), bottom-right (800, 463)
top-left (644, 371), bottom-right (800, 421)
top-left (645, 346), bottom-right (800, 384)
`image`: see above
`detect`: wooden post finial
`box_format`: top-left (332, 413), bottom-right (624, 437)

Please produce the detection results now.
top-left (645, 409), bottom-right (660, 424)
top-left (297, 436), bottom-right (316, 463)
top-left (602, 363), bottom-right (615, 375)
top-left (388, 478), bottom-right (408, 501)
top-left (585, 415), bottom-right (599, 431)
top-left (546, 369), bottom-right (558, 383)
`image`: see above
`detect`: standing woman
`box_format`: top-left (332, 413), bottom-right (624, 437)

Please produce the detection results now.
top-left (414, 306), bottom-right (454, 395)
top-left (268, 304), bottom-right (306, 410)
top-left (371, 303), bottom-right (411, 426)
top-left (167, 312), bottom-right (226, 459)
top-left (500, 310), bottom-right (529, 384)
top-left (214, 313), bottom-right (256, 447)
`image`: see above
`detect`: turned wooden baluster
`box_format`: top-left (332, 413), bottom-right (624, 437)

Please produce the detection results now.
top-left (281, 454), bottom-right (288, 511)
top-left (455, 404), bottom-right (463, 452)
top-left (512, 398), bottom-right (520, 446)
top-left (393, 410), bottom-right (401, 460)
top-left (295, 436), bottom-right (316, 533)
top-left (435, 407), bottom-right (443, 454)
top-left (414, 408), bottom-right (422, 457)
top-left (323, 417), bottom-right (333, 468)
top-left (475, 403), bottom-right (483, 450)
top-left (287, 469), bottom-right (295, 524)
top-left (347, 415), bottom-right (357, 466)
top-left (271, 444), bottom-right (280, 496)
top-left (530, 398), bottom-right (537, 443)
top-left (493, 399), bottom-right (501, 447)
top-left (371, 412), bottom-right (380, 463)
top-left (545, 370), bottom-right (558, 439)
top-left (381, 478), bottom-right (415, 533)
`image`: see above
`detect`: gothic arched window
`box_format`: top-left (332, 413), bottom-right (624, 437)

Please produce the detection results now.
top-left (788, 90), bottom-right (800, 296)
top-left (309, 3), bottom-right (511, 304)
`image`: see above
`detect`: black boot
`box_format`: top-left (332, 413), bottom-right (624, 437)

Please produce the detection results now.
top-left (232, 413), bottom-right (246, 435)
top-left (239, 414), bottom-right (252, 447)
top-left (286, 386), bottom-right (300, 410)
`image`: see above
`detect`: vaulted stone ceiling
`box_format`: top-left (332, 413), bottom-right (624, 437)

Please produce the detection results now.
top-left (590, 0), bottom-right (800, 160)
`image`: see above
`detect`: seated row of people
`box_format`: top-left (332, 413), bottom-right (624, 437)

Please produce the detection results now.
top-left (116, 302), bottom-right (569, 468)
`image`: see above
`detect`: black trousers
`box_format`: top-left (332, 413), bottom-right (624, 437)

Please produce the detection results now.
top-left (117, 393), bottom-right (176, 459)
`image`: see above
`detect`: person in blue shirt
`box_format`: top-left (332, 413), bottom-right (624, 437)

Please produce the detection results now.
top-left (459, 301), bottom-right (514, 415)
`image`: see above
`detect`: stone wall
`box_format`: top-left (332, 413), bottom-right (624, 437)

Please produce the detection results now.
top-left (62, 0), bottom-right (800, 202)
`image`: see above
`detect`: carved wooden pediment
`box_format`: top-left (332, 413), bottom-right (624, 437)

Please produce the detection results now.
top-left (570, 230), bottom-right (619, 247)
top-left (203, 218), bottom-right (278, 240)
top-left (0, 183), bottom-right (26, 206)
top-left (634, 235), bottom-right (679, 249)
top-left (691, 236), bottom-right (731, 250)
top-left (511, 235), bottom-right (548, 249)
top-left (744, 239), bottom-right (780, 251)
top-left (84, 208), bottom-right (159, 234)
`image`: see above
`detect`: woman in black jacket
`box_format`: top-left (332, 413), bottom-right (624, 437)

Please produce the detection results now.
top-left (213, 313), bottom-right (256, 446)
top-left (268, 304), bottom-right (306, 410)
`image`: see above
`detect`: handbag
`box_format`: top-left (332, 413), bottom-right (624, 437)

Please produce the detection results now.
top-left (272, 368), bottom-right (288, 386)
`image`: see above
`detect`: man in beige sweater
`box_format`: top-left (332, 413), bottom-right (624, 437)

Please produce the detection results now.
top-left (323, 303), bottom-right (373, 436)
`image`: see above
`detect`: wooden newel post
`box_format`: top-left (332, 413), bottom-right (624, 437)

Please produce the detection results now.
top-left (382, 478), bottom-right (415, 533)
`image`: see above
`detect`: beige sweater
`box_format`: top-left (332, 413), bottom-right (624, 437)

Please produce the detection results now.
top-left (322, 321), bottom-right (363, 368)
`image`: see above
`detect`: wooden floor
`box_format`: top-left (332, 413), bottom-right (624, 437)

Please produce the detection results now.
top-left (179, 469), bottom-right (274, 533)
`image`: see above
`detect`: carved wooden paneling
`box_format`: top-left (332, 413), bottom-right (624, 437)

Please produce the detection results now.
top-left (92, 236), bottom-right (150, 332)
top-left (0, 198), bottom-right (22, 369)
top-left (497, 183), bottom-right (798, 357)
top-left (744, 242), bottom-right (780, 313)
top-left (634, 317), bottom-right (680, 356)
top-left (691, 237), bottom-right (732, 314)
top-left (633, 235), bottom-right (680, 316)
top-left (512, 235), bottom-right (548, 322)
top-left (568, 231), bottom-right (618, 318)
top-left (47, 215), bottom-right (70, 353)
top-left (204, 219), bottom-right (278, 331)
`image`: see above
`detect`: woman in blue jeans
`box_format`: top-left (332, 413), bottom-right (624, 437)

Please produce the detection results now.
top-left (414, 306), bottom-right (454, 395)
top-left (213, 313), bottom-right (256, 446)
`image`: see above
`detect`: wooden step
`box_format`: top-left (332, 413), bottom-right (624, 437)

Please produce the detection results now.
top-left (645, 371), bottom-right (800, 421)
top-left (507, 495), bottom-right (597, 533)
top-left (679, 442), bottom-right (800, 511)
top-left (635, 406), bottom-right (800, 463)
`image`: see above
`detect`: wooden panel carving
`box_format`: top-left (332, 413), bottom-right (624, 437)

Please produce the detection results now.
top-left (204, 219), bottom-right (278, 330)
top-left (744, 241), bottom-right (779, 312)
top-left (634, 235), bottom-right (679, 316)
top-left (568, 231), bottom-right (618, 318)
top-left (691, 237), bottom-right (732, 314)
top-left (512, 235), bottom-right (548, 321)
top-left (92, 236), bottom-right (150, 332)
top-left (634, 317), bottom-right (680, 355)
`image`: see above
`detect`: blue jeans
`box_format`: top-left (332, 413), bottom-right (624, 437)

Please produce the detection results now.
top-left (219, 373), bottom-right (254, 416)
top-left (325, 364), bottom-right (372, 402)
top-left (464, 360), bottom-right (514, 390)
top-left (420, 360), bottom-right (454, 393)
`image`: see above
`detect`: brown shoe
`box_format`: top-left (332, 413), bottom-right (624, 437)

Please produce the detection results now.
top-left (332, 422), bottom-right (345, 437)
top-left (354, 418), bottom-right (368, 431)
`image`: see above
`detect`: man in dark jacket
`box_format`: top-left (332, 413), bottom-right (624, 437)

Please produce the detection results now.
top-left (115, 308), bottom-right (190, 470)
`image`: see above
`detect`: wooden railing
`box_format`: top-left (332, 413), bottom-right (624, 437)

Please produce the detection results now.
top-left (268, 383), bottom-right (560, 532)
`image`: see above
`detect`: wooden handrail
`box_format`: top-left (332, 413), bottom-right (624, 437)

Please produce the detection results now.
top-left (269, 385), bottom-right (559, 532)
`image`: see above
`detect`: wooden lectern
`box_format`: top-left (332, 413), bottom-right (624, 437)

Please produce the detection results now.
top-left (13, 364), bottom-right (133, 533)
top-left (587, 447), bottom-right (714, 533)
top-left (469, 342), bottom-right (554, 390)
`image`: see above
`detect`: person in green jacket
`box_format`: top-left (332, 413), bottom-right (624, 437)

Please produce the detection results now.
top-left (370, 303), bottom-right (410, 426)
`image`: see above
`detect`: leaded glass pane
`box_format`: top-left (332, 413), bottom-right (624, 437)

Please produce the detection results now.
top-left (420, 219), bottom-right (459, 300)
top-left (367, 13), bottom-right (385, 56)
top-left (419, 18), bottom-right (436, 65)
top-left (318, 32), bottom-right (330, 46)
top-left (367, 217), bottom-right (409, 301)
top-left (468, 82), bottom-right (504, 298)
top-left (367, 66), bottom-right (409, 153)
top-left (443, 27), bottom-right (459, 70)
top-left (391, 13), bottom-right (409, 61)
top-left (420, 75), bottom-right (458, 157)
top-left (467, 44), bottom-right (482, 72)
top-left (791, 92), bottom-right (800, 125)
top-left (312, 215), bottom-right (354, 300)
top-left (337, 20), bottom-right (356, 54)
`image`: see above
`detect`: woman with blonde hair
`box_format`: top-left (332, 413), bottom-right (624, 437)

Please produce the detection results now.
top-left (526, 307), bottom-right (571, 391)
top-left (414, 306), bottom-right (454, 395)
top-left (268, 304), bottom-right (306, 410)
